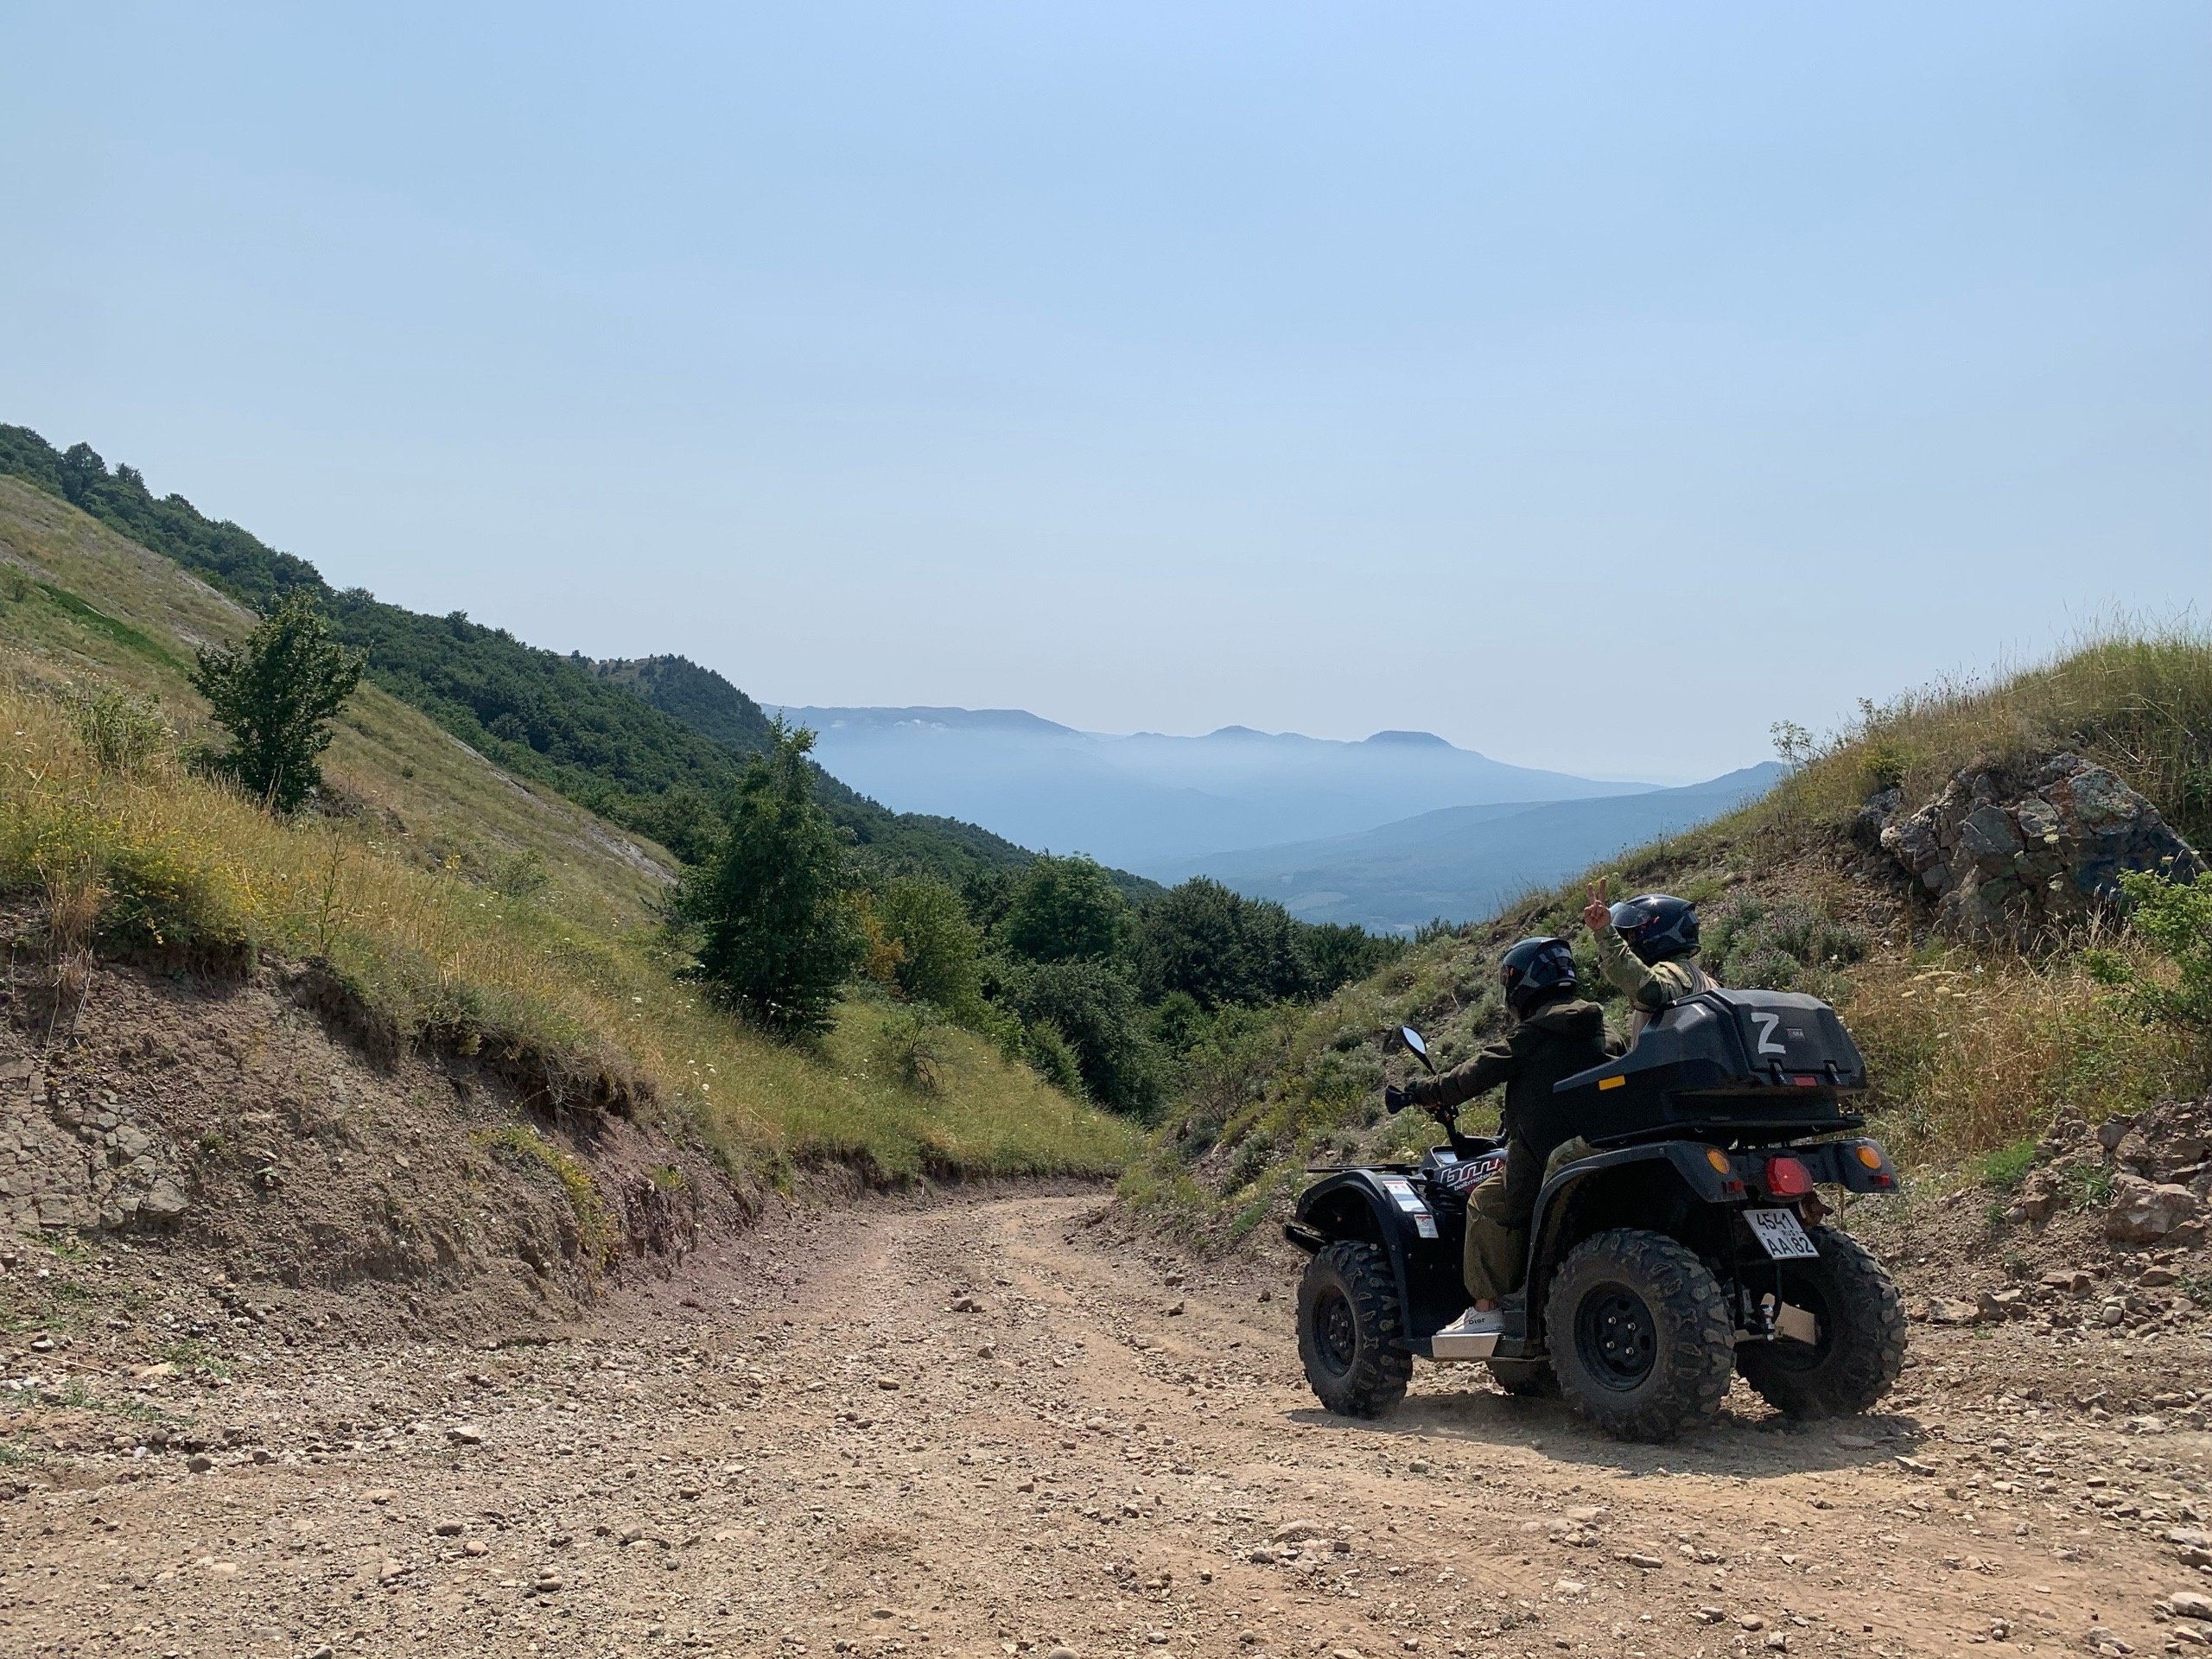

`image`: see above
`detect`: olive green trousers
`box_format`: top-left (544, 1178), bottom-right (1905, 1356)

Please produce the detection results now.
top-left (1460, 1135), bottom-right (1599, 1305)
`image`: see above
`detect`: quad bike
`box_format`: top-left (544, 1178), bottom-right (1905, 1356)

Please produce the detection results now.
top-left (1286, 990), bottom-right (1908, 1441)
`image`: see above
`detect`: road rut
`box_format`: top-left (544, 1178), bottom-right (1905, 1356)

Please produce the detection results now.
top-left (3, 1193), bottom-right (2202, 1657)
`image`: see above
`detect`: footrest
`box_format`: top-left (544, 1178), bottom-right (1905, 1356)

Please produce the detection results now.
top-left (1428, 1329), bottom-right (1502, 1362)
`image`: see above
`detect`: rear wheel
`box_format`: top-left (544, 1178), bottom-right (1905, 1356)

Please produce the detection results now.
top-left (1297, 1241), bottom-right (1412, 1418)
top-left (1544, 1228), bottom-right (1735, 1442)
top-left (1736, 1224), bottom-right (1907, 1420)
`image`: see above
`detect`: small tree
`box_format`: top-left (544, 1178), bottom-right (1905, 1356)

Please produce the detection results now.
top-left (189, 593), bottom-right (365, 813)
top-left (876, 874), bottom-right (986, 1020)
top-left (683, 721), bottom-right (861, 1038)
top-left (999, 854), bottom-right (1128, 963)
top-left (1005, 957), bottom-right (1160, 1115)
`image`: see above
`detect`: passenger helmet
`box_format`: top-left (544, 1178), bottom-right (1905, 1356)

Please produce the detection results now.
top-left (1499, 936), bottom-right (1579, 1019)
top-left (1608, 893), bottom-right (1700, 963)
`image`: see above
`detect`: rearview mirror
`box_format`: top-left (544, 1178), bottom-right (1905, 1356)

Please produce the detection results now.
top-left (1399, 1025), bottom-right (1435, 1073)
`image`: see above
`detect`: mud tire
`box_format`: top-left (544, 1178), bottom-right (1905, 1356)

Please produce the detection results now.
top-left (1736, 1224), bottom-right (1907, 1421)
top-left (1297, 1240), bottom-right (1412, 1418)
top-left (1544, 1228), bottom-right (1735, 1442)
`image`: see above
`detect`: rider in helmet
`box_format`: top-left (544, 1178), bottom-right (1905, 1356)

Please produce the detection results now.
top-left (1583, 880), bottom-right (1718, 1039)
top-left (1382, 936), bottom-right (1611, 1342)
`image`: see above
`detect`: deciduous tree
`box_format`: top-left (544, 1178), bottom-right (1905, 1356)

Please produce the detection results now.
top-left (188, 593), bottom-right (365, 814)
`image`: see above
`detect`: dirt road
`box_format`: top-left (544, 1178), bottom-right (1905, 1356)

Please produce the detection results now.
top-left (3, 1193), bottom-right (2205, 1658)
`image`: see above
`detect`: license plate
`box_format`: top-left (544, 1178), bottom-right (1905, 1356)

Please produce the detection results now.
top-left (1745, 1208), bottom-right (1819, 1260)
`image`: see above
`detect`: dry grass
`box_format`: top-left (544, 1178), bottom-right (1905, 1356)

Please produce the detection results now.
top-left (1836, 942), bottom-right (2198, 1165)
top-left (0, 477), bottom-right (1132, 1181)
top-left (0, 677), bottom-right (1135, 1184)
top-left (1773, 620), bottom-right (2212, 848)
top-left (0, 475), bottom-right (677, 938)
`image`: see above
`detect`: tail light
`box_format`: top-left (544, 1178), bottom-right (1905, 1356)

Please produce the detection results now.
top-left (1764, 1155), bottom-right (1814, 1198)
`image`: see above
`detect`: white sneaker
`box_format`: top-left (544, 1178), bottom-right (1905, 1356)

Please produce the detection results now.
top-left (1436, 1306), bottom-right (1504, 1338)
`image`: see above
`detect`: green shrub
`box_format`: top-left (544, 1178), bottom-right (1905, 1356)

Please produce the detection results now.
top-left (876, 1004), bottom-right (947, 1095)
top-left (1224, 1131), bottom-right (1275, 1192)
top-left (1975, 1135), bottom-right (2041, 1190)
top-left (1731, 947), bottom-right (1802, 992)
top-left (1707, 895), bottom-right (1868, 988)
top-left (2089, 869), bottom-right (2212, 1039)
top-left (490, 848), bottom-right (550, 899)
top-left (1861, 738), bottom-right (1914, 793)
top-left (1006, 957), bottom-right (1160, 1115)
top-left (70, 683), bottom-right (170, 776)
top-left (875, 875), bottom-right (986, 1020)
top-left (1021, 1020), bottom-right (1086, 1099)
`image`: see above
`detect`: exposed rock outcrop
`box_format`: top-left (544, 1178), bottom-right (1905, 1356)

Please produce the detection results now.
top-left (2108, 1174), bottom-right (2201, 1247)
top-left (1868, 753), bottom-right (2202, 944)
top-left (2005, 1096), bottom-right (2211, 1248)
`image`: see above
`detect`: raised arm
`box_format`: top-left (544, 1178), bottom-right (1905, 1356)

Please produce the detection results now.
top-left (1585, 878), bottom-right (1675, 1015)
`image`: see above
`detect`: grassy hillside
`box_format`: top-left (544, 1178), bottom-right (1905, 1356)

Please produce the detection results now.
top-left (0, 424), bottom-right (1046, 887)
top-left (0, 476), bottom-right (1136, 1184)
top-left (1125, 627), bottom-right (2212, 1244)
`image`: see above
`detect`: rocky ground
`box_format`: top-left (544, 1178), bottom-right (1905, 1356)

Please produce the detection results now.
top-left (3, 1189), bottom-right (2207, 1659)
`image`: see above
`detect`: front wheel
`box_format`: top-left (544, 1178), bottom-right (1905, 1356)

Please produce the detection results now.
top-left (1297, 1241), bottom-right (1412, 1418)
top-left (1544, 1228), bottom-right (1735, 1442)
top-left (1736, 1224), bottom-right (1907, 1420)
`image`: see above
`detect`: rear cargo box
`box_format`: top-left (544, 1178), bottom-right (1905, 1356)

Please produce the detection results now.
top-left (1553, 988), bottom-right (1866, 1144)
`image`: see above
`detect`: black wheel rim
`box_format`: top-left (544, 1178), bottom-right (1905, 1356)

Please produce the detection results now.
top-left (1575, 1281), bottom-right (1657, 1390)
top-left (1763, 1268), bottom-right (1834, 1372)
top-left (1314, 1287), bottom-right (1358, 1376)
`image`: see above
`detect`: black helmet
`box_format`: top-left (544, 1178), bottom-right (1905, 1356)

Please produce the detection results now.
top-left (1609, 893), bottom-right (1700, 964)
top-left (1499, 936), bottom-right (1578, 1019)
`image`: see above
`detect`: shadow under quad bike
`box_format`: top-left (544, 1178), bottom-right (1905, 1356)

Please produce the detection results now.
top-left (1286, 991), bottom-right (1909, 1441)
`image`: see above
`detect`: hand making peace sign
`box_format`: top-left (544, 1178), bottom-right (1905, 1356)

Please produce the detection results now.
top-left (1582, 877), bottom-right (1612, 933)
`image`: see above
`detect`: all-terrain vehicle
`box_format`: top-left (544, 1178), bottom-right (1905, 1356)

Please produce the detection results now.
top-left (1286, 990), bottom-right (1908, 1440)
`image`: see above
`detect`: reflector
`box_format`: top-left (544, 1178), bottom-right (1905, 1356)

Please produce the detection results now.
top-left (1764, 1155), bottom-right (1815, 1198)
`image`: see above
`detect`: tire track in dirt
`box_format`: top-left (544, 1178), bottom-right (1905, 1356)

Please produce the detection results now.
top-left (3, 1193), bottom-right (2202, 1658)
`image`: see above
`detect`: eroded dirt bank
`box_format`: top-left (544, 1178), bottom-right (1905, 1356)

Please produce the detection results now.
top-left (3, 1192), bottom-right (2206, 1659)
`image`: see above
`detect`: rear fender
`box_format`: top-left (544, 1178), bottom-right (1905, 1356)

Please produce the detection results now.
top-left (1523, 1143), bottom-right (1734, 1349)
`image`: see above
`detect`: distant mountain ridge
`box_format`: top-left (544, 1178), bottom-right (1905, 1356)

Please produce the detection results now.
top-left (1144, 763), bottom-right (1787, 932)
top-left (769, 702), bottom-right (1656, 868)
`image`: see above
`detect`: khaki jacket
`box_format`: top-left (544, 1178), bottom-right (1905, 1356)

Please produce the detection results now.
top-left (1594, 926), bottom-right (1717, 1039)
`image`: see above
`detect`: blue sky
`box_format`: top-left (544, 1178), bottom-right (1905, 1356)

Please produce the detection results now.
top-left (3, 3), bottom-right (2206, 780)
